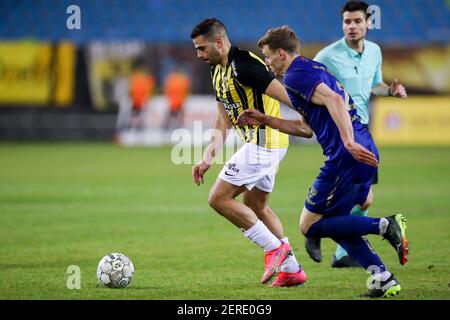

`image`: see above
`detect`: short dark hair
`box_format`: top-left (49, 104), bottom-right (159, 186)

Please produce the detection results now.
top-left (341, 1), bottom-right (371, 20)
top-left (190, 18), bottom-right (228, 40)
top-left (257, 25), bottom-right (300, 54)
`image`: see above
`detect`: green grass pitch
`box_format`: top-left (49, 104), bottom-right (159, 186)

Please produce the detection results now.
top-left (0, 142), bottom-right (449, 299)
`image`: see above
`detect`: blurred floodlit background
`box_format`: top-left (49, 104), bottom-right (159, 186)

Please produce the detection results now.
top-left (0, 0), bottom-right (448, 146)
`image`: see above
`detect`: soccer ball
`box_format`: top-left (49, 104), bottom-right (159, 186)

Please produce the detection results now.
top-left (96, 253), bottom-right (135, 288)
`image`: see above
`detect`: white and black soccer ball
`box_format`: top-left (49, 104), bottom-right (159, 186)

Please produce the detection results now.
top-left (96, 253), bottom-right (134, 288)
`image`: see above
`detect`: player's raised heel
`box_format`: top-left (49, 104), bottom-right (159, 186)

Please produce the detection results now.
top-left (261, 242), bottom-right (292, 284)
top-left (383, 214), bottom-right (409, 265)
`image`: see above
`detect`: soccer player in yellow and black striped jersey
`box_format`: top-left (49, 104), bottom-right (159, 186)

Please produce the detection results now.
top-left (210, 45), bottom-right (289, 149)
top-left (191, 18), bottom-right (312, 287)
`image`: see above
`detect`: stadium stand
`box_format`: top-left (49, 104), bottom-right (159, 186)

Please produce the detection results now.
top-left (0, 0), bottom-right (448, 44)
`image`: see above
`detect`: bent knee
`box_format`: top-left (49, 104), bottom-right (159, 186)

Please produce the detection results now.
top-left (299, 221), bottom-right (310, 236)
top-left (299, 209), bottom-right (322, 236)
top-left (207, 192), bottom-right (222, 211)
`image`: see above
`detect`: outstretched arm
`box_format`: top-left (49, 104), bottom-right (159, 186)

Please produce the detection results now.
top-left (264, 79), bottom-right (313, 138)
top-left (236, 109), bottom-right (313, 138)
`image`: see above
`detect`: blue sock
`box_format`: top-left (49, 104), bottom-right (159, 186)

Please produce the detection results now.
top-left (335, 207), bottom-right (369, 259)
top-left (333, 236), bottom-right (386, 272)
top-left (306, 215), bottom-right (380, 239)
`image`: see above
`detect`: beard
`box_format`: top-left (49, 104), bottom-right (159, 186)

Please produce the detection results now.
top-left (205, 49), bottom-right (222, 66)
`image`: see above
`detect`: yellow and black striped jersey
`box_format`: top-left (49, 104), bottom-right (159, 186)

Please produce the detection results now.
top-left (210, 46), bottom-right (289, 149)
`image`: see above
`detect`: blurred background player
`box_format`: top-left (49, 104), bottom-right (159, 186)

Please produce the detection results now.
top-left (237, 25), bottom-right (409, 297)
top-left (163, 68), bottom-right (191, 131)
top-left (305, 0), bottom-right (408, 267)
top-left (190, 18), bottom-right (312, 287)
top-left (128, 61), bottom-right (155, 130)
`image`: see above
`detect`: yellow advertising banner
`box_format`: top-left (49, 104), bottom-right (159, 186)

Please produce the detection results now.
top-left (54, 42), bottom-right (75, 106)
top-left (0, 42), bottom-right (52, 104)
top-left (372, 96), bottom-right (450, 145)
top-left (0, 41), bottom-right (75, 106)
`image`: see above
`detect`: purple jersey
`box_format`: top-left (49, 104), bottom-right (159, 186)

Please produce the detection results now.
top-left (284, 56), bottom-right (366, 162)
top-left (284, 56), bottom-right (379, 216)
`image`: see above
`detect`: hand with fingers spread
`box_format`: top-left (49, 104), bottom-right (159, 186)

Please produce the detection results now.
top-left (390, 79), bottom-right (407, 99)
top-left (192, 160), bottom-right (211, 186)
top-left (345, 142), bottom-right (379, 168)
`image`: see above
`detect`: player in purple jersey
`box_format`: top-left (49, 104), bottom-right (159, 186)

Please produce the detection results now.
top-left (237, 26), bottom-right (409, 298)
